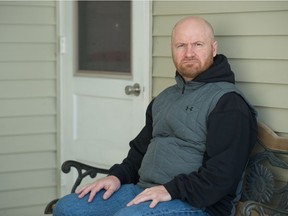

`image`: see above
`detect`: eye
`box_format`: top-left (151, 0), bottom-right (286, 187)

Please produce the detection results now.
top-left (196, 42), bottom-right (203, 47)
top-left (177, 44), bottom-right (185, 48)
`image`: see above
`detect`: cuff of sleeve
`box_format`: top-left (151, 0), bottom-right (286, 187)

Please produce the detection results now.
top-left (108, 164), bottom-right (126, 184)
top-left (163, 179), bottom-right (179, 200)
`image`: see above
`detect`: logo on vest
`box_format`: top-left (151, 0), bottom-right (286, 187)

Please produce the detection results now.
top-left (185, 106), bottom-right (193, 111)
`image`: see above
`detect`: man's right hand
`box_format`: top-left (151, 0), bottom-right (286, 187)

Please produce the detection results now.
top-left (76, 175), bottom-right (121, 202)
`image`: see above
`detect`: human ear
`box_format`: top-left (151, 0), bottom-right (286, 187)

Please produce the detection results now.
top-left (212, 41), bottom-right (218, 57)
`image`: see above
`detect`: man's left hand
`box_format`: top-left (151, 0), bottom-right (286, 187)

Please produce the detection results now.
top-left (127, 185), bottom-right (172, 208)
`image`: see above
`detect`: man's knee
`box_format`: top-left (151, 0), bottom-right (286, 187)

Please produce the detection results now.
top-left (53, 194), bottom-right (79, 216)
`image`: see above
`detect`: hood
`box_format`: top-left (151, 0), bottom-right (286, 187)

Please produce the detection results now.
top-left (176, 54), bottom-right (235, 84)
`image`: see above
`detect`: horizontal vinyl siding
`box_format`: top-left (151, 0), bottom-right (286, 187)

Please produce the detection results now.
top-left (0, 98), bottom-right (56, 117)
top-left (152, 1), bottom-right (288, 135)
top-left (0, 206), bottom-right (48, 216)
top-left (0, 62), bottom-right (56, 80)
top-left (0, 1), bottom-right (58, 216)
top-left (0, 134), bottom-right (56, 154)
top-left (0, 170), bottom-right (56, 191)
top-left (0, 80), bottom-right (56, 98)
top-left (0, 188), bottom-right (56, 209)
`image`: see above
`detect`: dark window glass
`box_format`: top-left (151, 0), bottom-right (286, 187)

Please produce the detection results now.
top-left (78, 1), bottom-right (131, 75)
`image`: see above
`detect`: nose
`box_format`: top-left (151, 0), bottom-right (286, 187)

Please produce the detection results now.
top-left (185, 44), bottom-right (195, 57)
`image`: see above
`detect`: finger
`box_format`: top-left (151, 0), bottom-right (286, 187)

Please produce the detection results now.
top-left (76, 184), bottom-right (88, 194)
top-left (77, 186), bottom-right (91, 198)
top-left (78, 184), bottom-right (97, 199)
top-left (87, 185), bottom-right (103, 202)
top-left (149, 199), bottom-right (158, 208)
top-left (127, 194), bottom-right (150, 206)
top-left (127, 196), bottom-right (140, 206)
top-left (130, 189), bottom-right (149, 203)
top-left (126, 199), bottom-right (134, 207)
top-left (103, 188), bottom-right (114, 200)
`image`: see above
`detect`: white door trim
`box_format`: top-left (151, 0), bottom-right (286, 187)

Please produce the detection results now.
top-left (133, 0), bottom-right (152, 107)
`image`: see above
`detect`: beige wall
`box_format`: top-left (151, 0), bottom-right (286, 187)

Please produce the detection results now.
top-left (0, 1), bottom-right (58, 215)
top-left (152, 1), bottom-right (288, 136)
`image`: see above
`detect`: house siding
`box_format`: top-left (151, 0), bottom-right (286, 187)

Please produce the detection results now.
top-left (152, 1), bottom-right (288, 136)
top-left (0, 1), bottom-right (58, 216)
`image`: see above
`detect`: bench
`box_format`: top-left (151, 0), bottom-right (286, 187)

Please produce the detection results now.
top-left (45, 122), bottom-right (288, 215)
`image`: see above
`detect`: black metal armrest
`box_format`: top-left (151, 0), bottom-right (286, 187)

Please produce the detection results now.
top-left (44, 160), bottom-right (109, 214)
top-left (62, 160), bottom-right (109, 193)
top-left (44, 199), bottom-right (59, 214)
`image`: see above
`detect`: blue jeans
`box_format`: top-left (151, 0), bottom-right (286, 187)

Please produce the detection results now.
top-left (53, 184), bottom-right (210, 216)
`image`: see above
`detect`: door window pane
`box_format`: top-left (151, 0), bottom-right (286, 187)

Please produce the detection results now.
top-left (77, 1), bottom-right (131, 75)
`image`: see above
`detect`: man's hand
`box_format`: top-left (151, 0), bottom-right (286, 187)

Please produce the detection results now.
top-left (127, 185), bottom-right (171, 208)
top-left (76, 175), bottom-right (121, 202)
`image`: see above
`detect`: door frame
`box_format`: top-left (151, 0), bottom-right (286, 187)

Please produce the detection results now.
top-left (57, 0), bottom-right (152, 195)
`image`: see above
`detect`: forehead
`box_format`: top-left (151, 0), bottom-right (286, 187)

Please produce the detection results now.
top-left (172, 19), bottom-right (212, 42)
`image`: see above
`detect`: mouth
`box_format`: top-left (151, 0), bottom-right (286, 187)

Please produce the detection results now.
top-left (183, 58), bottom-right (198, 63)
top-left (182, 60), bottom-right (199, 66)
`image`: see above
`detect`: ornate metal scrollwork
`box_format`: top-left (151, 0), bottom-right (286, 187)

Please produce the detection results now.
top-left (241, 141), bottom-right (288, 216)
top-left (61, 160), bottom-right (109, 193)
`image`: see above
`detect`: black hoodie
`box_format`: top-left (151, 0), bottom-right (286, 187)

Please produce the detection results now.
top-left (109, 54), bottom-right (257, 216)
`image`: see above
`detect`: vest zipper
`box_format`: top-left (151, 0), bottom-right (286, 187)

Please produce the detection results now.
top-left (182, 85), bottom-right (186, 94)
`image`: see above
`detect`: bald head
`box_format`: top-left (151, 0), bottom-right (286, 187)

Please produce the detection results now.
top-left (172, 16), bottom-right (215, 44)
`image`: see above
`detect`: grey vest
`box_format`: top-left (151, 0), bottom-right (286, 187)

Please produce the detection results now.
top-left (138, 81), bottom-right (252, 188)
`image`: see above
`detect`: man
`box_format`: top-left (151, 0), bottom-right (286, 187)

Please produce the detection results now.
top-left (54, 16), bottom-right (257, 216)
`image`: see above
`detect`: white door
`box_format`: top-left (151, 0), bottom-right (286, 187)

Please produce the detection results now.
top-left (59, 1), bottom-right (151, 195)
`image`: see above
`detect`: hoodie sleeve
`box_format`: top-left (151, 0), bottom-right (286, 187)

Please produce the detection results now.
top-left (164, 92), bottom-right (257, 208)
top-left (108, 100), bottom-right (153, 184)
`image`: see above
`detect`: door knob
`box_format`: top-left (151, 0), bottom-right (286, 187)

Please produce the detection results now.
top-left (125, 83), bottom-right (141, 96)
